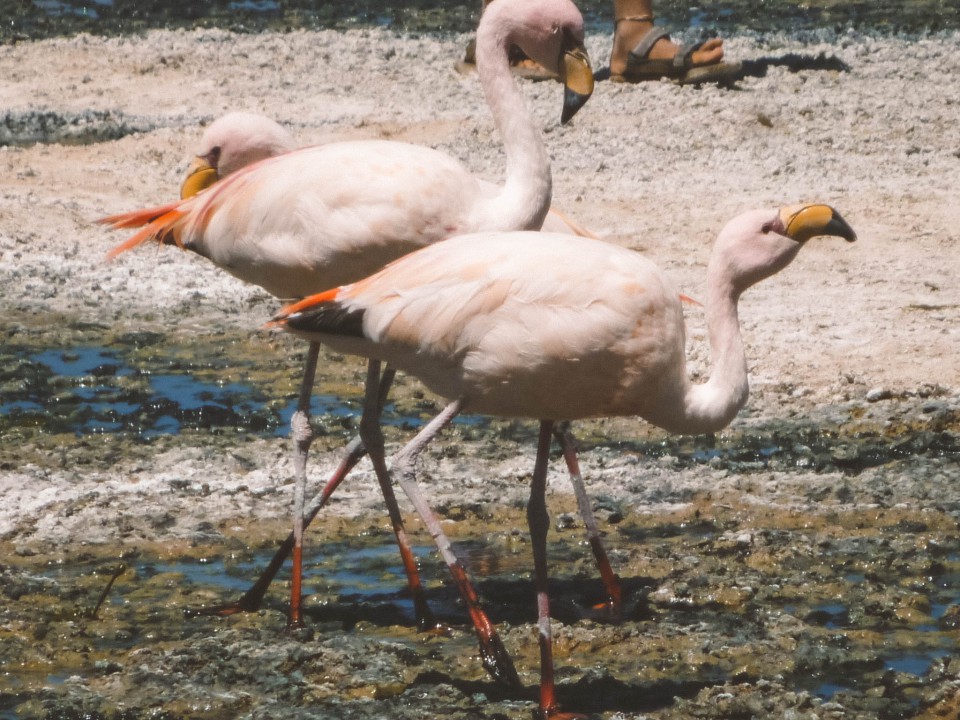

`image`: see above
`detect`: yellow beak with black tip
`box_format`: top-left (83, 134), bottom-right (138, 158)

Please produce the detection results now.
top-left (781, 204), bottom-right (857, 244)
top-left (560, 35), bottom-right (594, 124)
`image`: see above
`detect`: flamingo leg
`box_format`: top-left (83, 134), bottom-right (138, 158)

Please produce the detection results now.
top-left (553, 422), bottom-right (623, 619)
top-left (185, 433), bottom-right (368, 618)
top-left (288, 341), bottom-right (321, 628)
top-left (357, 360), bottom-right (436, 630)
top-left (528, 420), bottom-right (562, 718)
top-left (185, 367), bottom-right (436, 627)
top-left (390, 400), bottom-right (523, 690)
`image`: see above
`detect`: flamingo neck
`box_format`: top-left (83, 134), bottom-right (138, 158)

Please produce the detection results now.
top-left (474, 22), bottom-right (552, 232)
top-left (675, 269), bottom-right (750, 435)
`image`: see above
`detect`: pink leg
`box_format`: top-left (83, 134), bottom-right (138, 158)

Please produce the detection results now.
top-left (553, 423), bottom-right (623, 619)
top-left (186, 433), bottom-right (368, 618)
top-left (289, 341), bottom-right (321, 628)
top-left (390, 399), bottom-right (523, 690)
top-left (187, 366), bottom-right (437, 628)
top-left (528, 421), bottom-right (561, 718)
top-left (357, 360), bottom-right (436, 629)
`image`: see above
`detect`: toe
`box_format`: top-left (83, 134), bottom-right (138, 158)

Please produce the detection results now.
top-left (690, 37), bottom-right (725, 66)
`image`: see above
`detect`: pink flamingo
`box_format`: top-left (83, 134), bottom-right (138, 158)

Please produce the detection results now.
top-left (271, 204), bottom-right (857, 717)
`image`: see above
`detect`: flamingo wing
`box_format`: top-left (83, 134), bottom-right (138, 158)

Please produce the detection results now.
top-left (276, 231), bottom-right (685, 418)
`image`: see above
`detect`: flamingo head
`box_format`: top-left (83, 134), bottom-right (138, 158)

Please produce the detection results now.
top-left (712, 204), bottom-right (857, 294)
top-left (179, 111), bottom-right (296, 199)
top-left (480, 0), bottom-right (594, 124)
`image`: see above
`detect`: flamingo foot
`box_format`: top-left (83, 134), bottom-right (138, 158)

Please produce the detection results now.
top-left (533, 710), bottom-right (589, 720)
top-left (478, 631), bottom-right (524, 690)
top-left (184, 597), bottom-right (261, 618)
top-left (587, 597), bottom-right (623, 623)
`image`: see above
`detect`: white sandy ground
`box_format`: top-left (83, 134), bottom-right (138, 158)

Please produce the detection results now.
top-left (0, 25), bottom-right (958, 547)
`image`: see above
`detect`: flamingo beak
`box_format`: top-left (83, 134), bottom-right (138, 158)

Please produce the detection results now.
top-left (180, 156), bottom-right (219, 199)
top-left (780, 204), bottom-right (857, 244)
top-left (560, 38), bottom-right (594, 124)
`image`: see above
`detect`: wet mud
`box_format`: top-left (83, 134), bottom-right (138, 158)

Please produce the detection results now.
top-left (2, 481), bottom-right (959, 719)
top-left (2, 322), bottom-right (958, 719)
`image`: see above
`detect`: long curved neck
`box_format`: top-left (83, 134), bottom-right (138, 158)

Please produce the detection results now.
top-left (474, 20), bottom-right (552, 232)
top-left (672, 266), bottom-right (751, 435)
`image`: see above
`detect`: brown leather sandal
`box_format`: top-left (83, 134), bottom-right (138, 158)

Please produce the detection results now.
top-left (611, 18), bottom-right (741, 85)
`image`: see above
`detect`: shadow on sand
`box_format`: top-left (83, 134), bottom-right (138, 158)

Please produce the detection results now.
top-left (594, 51), bottom-right (850, 85)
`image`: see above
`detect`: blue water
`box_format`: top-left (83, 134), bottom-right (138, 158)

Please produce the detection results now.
top-left (33, 0), bottom-right (112, 18)
top-left (141, 542), bottom-right (438, 609)
top-left (49, 538), bottom-right (522, 629)
top-left (885, 650), bottom-right (951, 676)
top-left (17, 0), bottom-right (960, 39)
top-left (0, 347), bottom-right (274, 436)
top-left (810, 647), bottom-right (956, 700)
top-left (9, 536), bottom-right (959, 713)
top-left (0, 345), bottom-right (481, 438)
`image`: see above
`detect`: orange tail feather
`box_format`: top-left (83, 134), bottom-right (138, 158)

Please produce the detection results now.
top-left (267, 287), bottom-right (366, 338)
top-left (98, 200), bottom-right (184, 230)
top-left (104, 207), bottom-right (187, 261)
top-left (274, 288), bottom-right (343, 321)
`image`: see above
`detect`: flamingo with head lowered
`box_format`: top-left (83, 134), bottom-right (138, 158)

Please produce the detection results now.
top-left (178, 111), bottom-right (599, 236)
top-left (271, 203), bottom-right (857, 718)
top-left (100, 0), bottom-right (593, 687)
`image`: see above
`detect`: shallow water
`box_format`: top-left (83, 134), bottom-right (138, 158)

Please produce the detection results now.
top-left (4, 0), bottom-right (959, 43)
top-left (4, 341), bottom-right (957, 482)
top-left (0, 343), bottom-right (493, 439)
top-left (3, 518), bottom-right (958, 717)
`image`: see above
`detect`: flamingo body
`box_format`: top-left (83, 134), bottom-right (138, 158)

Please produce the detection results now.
top-left (100, 0), bottom-right (595, 650)
top-left (174, 140), bottom-right (484, 298)
top-left (287, 231), bottom-right (687, 420)
top-left (273, 203), bottom-right (856, 716)
top-left (277, 205), bottom-right (857, 431)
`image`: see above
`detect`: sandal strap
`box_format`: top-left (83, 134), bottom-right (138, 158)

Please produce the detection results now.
top-left (627, 25), bottom-right (672, 62)
top-left (673, 40), bottom-right (707, 70)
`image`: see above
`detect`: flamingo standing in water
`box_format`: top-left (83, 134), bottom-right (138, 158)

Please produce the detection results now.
top-left (271, 204), bottom-right (857, 717)
top-left (101, 0), bottom-right (594, 686)
top-left (135, 110), bottom-right (623, 629)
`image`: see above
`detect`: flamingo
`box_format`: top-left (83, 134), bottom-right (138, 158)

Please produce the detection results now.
top-left (179, 110), bottom-right (599, 237)
top-left (100, 0), bottom-right (594, 685)
top-left (270, 204), bottom-right (857, 717)
top-left (150, 109), bottom-right (623, 628)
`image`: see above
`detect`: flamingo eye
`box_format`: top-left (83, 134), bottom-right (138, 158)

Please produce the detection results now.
top-left (761, 221), bottom-right (774, 234)
top-left (206, 146), bottom-right (222, 166)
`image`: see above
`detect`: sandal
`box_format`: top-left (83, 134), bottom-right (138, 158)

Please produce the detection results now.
top-left (610, 19), bottom-right (742, 85)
